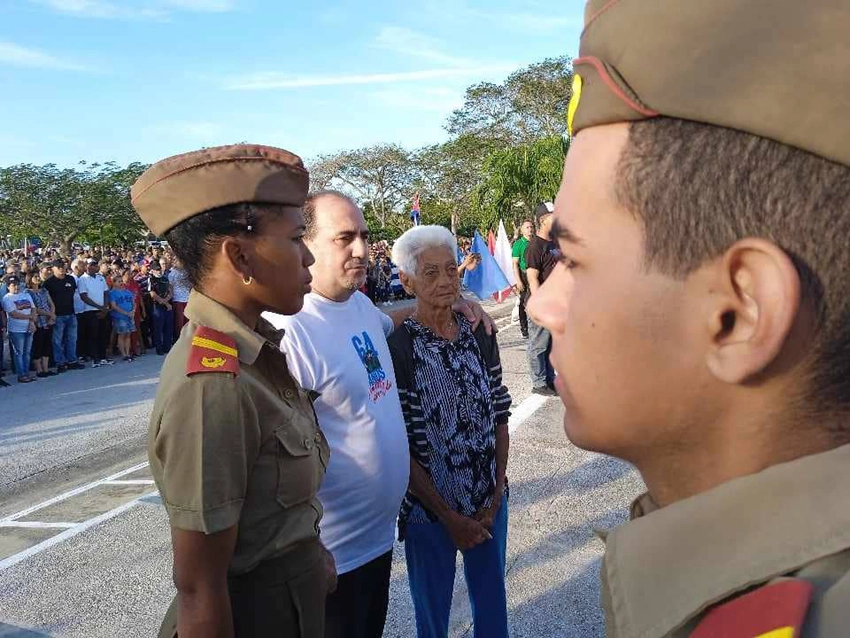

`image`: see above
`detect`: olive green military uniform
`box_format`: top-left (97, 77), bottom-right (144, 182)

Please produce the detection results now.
top-left (568, 0), bottom-right (850, 635)
top-left (599, 444), bottom-right (850, 637)
top-left (150, 291), bottom-right (330, 637)
top-left (131, 144), bottom-right (330, 637)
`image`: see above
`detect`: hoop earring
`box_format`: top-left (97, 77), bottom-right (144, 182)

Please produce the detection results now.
top-left (242, 275), bottom-right (254, 286)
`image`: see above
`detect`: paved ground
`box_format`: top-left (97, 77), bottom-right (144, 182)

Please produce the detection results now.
top-left (0, 298), bottom-right (645, 637)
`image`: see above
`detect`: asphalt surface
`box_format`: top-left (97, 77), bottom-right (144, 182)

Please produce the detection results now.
top-left (0, 299), bottom-right (646, 637)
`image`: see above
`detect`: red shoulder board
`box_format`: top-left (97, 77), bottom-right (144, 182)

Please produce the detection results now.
top-left (691, 579), bottom-right (813, 638)
top-left (186, 326), bottom-right (240, 376)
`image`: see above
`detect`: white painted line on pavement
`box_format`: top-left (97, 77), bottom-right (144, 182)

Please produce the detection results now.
top-left (0, 521), bottom-right (77, 529)
top-left (103, 479), bottom-right (156, 486)
top-left (0, 490), bottom-right (158, 573)
top-left (1, 461), bottom-right (150, 523)
top-left (508, 393), bottom-right (550, 434)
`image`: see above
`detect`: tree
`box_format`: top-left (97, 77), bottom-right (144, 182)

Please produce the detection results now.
top-left (0, 162), bottom-right (147, 255)
top-left (446, 56), bottom-right (574, 147)
top-left (308, 144), bottom-right (415, 228)
top-left (474, 135), bottom-right (569, 230)
top-left (413, 134), bottom-right (489, 235)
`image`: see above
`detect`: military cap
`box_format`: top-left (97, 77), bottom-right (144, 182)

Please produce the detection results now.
top-left (568, 0), bottom-right (850, 167)
top-left (131, 144), bottom-right (309, 236)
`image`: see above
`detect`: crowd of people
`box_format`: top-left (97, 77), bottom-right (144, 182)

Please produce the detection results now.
top-left (0, 244), bottom-right (192, 386)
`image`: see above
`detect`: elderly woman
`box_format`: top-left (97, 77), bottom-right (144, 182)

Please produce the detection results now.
top-left (387, 225), bottom-right (511, 638)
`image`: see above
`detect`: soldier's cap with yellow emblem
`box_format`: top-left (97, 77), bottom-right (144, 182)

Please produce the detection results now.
top-left (568, 0), bottom-right (850, 167)
top-left (131, 143), bottom-right (309, 236)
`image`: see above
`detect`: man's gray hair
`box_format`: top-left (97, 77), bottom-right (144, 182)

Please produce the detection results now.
top-left (392, 225), bottom-right (457, 276)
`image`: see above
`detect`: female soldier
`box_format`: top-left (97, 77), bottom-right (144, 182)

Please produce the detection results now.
top-left (131, 144), bottom-right (334, 638)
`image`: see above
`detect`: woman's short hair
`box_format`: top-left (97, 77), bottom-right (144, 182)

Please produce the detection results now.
top-left (392, 225), bottom-right (457, 276)
top-left (164, 202), bottom-right (281, 288)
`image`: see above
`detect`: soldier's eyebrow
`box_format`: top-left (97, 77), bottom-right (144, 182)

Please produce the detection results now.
top-left (550, 218), bottom-right (584, 246)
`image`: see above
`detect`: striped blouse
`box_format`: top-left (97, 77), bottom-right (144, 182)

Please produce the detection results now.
top-left (388, 314), bottom-right (511, 538)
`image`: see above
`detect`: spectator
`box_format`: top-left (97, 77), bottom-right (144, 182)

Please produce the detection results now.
top-left (525, 203), bottom-right (558, 396)
top-left (26, 271), bottom-right (56, 377)
top-left (3, 275), bottom-right (37, 384)
top-left (134, 262), bottom-right (154, 351)
top-left (167, 257), bottom-right (191, 340)
top-left (123, 269), bottom-right (146, 356)
top-left (70, 259), bottom-right (88, 360)
top-left (78, 258), bottom-right (113, 367)
top-left (511, 220), bottom-right (535, 339)
top-left (268, 192), bottom-right (411, 638)
top-left (387, 225), bottom-right (511, 638)
top-left (108, 275), bottom-right (136, 362)
top-left (148, 260), bottom-right (173, 355)
top-left (0, 299), bottom-right (7, 387)
top-left (43, 259), bottom-right (83, 373)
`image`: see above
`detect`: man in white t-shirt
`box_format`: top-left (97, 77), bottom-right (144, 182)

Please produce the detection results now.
top-left (78, 258), bottom-right (113, 367)
top-left (266, 191), bottom-right (492, 638)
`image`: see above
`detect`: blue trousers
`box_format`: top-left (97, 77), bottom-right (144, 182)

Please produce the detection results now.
top-left (152, 304), bottom-right (173, 354)
top-left (526, 316), bottom-right (554, 388)
top-left (404, 496), bottom-right (509, 638)
top-left (9, 331), bottom-right (33, 379)
top-left (52, 314), bottom-right (78, 366)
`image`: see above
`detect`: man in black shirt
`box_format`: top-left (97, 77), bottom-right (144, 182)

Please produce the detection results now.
top-left (148, 260), bottom-right (173, 355)
top-left (525, 203), bottom-right (559, 395)
top-left (43, 259), bottom-right (84, 372)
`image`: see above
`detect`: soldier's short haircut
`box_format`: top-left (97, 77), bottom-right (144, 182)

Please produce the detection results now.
top-left (615, 117), bottom-right (850, 425)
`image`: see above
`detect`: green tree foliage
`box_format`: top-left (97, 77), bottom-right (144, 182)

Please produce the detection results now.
top-left (0, 162), bottom-right (147, 255)
top-left (475, 135), bottom-right (569, 230)
top-left (309, 144), bottom-right (414, 228)
top-left (446, 56), bottom-right (574, 147)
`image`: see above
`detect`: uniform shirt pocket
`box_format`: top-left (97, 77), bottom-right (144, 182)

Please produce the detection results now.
top-left (274, 410), bottom-right (326, 509)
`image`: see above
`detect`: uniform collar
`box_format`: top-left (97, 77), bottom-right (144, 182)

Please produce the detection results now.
top-left (183, 289), bottom-right (283, 366)
top-left (603, 443), bottom-right (850, 638)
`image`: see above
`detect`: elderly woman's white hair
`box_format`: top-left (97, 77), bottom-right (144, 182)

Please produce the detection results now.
top-left (392, 225), bottom-right (457, 276)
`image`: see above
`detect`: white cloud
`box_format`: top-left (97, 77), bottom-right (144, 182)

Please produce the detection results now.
top-left (0, 41), bottom-right (89, 71)
top-left (31, 0), bottom-right (235, 20)
top-left (225, 66), bottom-right (516, 91)
top-left (373, 26), bottom-right (473, 67)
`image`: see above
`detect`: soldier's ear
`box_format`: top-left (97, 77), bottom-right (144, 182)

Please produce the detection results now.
top-left (219, 236), bottom-right (252, 283)
top-left (704, 238), bottom-right (802, 384)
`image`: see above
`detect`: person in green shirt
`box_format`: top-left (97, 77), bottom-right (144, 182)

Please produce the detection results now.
top-left (511, 219), bottom-right (534, 338)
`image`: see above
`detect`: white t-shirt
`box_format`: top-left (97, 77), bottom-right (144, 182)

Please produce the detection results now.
top-left (78, 273), bottom-right (109, 310)
top-left (265, 292), bottom-right (410, 574)
top-left (3, 292), bottom-right (34, 333)
top-left (71, 274), bottom-right (87, 314)
top-left (168, 268), bottom-right (192, 303)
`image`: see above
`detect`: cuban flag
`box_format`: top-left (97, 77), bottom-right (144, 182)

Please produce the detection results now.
top-left (463, 231), bottom-right (510, 300)
top-left (410, 194), bottom-right (421, 226)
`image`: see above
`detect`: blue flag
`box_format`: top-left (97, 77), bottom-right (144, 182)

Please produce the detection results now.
top-left (462, 231), bottom-right (510, 299)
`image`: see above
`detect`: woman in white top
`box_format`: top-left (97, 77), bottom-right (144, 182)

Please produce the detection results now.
top-left (167, 257), bottom-right (192, 340)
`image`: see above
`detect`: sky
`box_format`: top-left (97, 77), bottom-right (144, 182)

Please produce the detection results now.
top-left (0, 0), bottom-right (586, 168)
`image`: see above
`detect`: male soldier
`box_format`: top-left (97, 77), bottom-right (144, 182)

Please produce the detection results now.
top-left (528, 1), bottom-right (850, 636)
